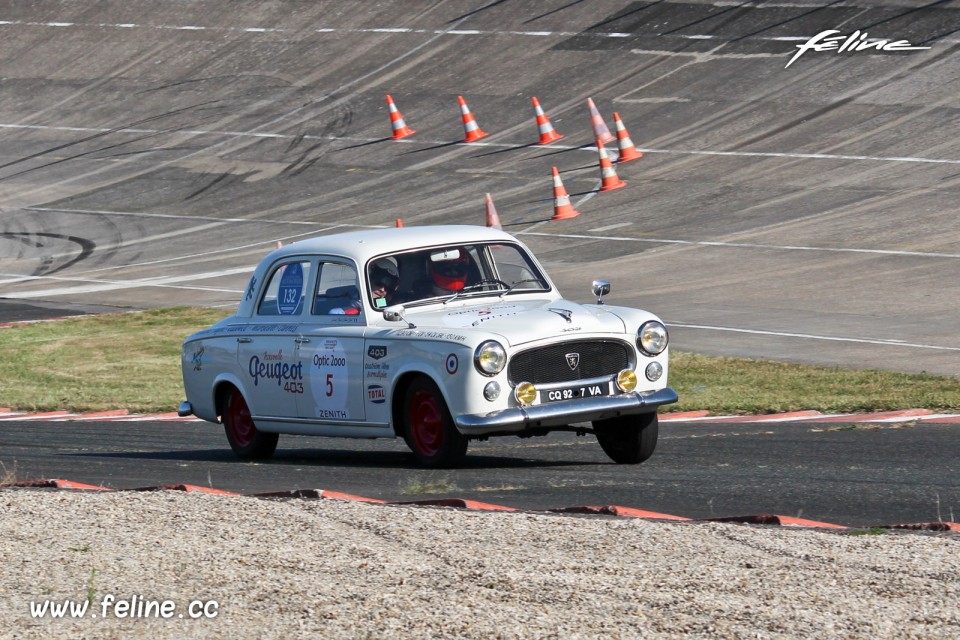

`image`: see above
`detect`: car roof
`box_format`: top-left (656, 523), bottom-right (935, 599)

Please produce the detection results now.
top-left (272, 225), bottom-right (518, 263)
top-left (234, 225), bottom-right (545, 318)
top-left (235, 225), bottom-right (523, 317)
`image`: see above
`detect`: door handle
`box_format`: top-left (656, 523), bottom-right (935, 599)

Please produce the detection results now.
top-left (295, 337), bottom-right (311, 344)
top-left (237, 338), bottom-right (253, 344)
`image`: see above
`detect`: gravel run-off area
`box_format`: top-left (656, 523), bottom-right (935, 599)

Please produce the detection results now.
top-left (1, 491), bottom-right (958, 639)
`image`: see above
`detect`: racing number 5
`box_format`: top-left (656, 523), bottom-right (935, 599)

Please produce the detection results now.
top-left (326, 373), bottom-right (334, 397)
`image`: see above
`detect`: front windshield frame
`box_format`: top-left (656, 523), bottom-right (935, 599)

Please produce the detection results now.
top-left (365, 241), bottom-right (551, 309)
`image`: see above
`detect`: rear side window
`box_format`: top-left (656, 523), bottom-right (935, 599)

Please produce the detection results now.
top-left (312, 263), bottom-right (361, 316)
top-left (258, 261), bottom-right (312, 316)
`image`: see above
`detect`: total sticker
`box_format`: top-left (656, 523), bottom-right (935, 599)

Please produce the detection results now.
top-left (445, 353), bottom-right (459, 375)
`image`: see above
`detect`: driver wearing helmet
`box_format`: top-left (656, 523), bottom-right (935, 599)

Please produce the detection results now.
top-left (368, 257), bottom-right (400, 309)
top-left (427, 251), bottom-right (471, 295)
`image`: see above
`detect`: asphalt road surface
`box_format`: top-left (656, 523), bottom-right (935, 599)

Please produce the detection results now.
top-left (1, 2), bottom-right (958, 536)
top-left (1, 1), bottom-right (958, 376)
top-left (3, 418), bottom-right (957, 528)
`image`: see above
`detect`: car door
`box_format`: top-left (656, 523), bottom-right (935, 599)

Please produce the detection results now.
top-left (295, 260), bottom-right (367, 425)
top-left (237, 258), bottom-right (313, 421)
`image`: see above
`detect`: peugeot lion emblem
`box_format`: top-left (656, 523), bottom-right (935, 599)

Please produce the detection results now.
top-left (565, 353), bottom-right (580, 371)
top-left (549, 308), bottom-right (573, 323)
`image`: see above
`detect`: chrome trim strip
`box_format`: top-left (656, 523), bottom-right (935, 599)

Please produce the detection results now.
top-left (251, 415), bottom-right (389, 428)
top-left (455, 387), bottom-right (679, 435)
top-left (507, 338), bottom-right (636, 383)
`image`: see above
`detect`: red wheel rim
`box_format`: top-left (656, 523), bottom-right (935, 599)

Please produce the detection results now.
top-left (226, 390), bottom-right (256, 448)
top-left (408, 389), bottom-right (443, 457)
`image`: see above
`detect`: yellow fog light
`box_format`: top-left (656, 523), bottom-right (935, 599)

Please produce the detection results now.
top-left (616, 369), bottom-right (638, 392)
top-left (514, 381), bottom-right (537, 405)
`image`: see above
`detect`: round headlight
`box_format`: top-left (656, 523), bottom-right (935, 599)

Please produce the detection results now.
top-left (637, 321), bottom-right (668, 355)
top-left (514, 381), bottom-right (537, 405)
top-left (474, 341), bottom-right (507, 376)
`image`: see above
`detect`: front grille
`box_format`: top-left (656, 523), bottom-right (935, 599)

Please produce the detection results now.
top-left (508, 340), bottom-right (631, 385)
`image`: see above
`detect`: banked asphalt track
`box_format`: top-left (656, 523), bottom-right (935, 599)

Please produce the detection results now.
top-left (0, 1), bottom-right (958, 526)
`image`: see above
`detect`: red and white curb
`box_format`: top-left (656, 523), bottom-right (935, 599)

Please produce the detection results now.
top-left (0, 409), bottom-right (201, 422)
top-left (1, 408), bottom-right (958, 423)
top-left (663, 408), bottom-right (960, 424)
top-left (2, 479), bottom-right (958, 532)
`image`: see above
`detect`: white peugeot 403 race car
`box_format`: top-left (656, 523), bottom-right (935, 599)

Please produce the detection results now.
top-left (179, 225), bottom-right (677, 467)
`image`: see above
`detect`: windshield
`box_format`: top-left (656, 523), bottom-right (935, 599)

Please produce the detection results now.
top-left (366, 242), bottom-right (550, 309)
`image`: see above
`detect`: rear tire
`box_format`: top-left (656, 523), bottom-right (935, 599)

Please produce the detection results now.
top-left (593, 413), bottom-right (658, 464)
top-left (222, 387), bottom-right (279, 460)
top-left (402, 377), bottom-right (468, 468)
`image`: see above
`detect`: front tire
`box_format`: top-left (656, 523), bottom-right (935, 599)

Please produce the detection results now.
top-left (593, 412), bottom-right (658, 464)
top-left (402, 377), bottom-right (468, 468)
top-left (222, 387), bottom-right (279, 460)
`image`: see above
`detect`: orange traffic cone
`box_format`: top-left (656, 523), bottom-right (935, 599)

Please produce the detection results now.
top-left (612, 112), bottom-right (642, 162)
top-left (586, 97), bottom-right (615, 145)
top-left (550, 167), bottom-right (580, 220)
top-left (386, 95), bottom-right (415, 140)
top-left (531, 97), bottom-right (563, 145)
top-left (458, 95), bottom-right (488, 143)
top-left (485, 193), bottom-right (503, 229)
top-left (597, 140), bottom-right (626, 192)
top-left (395, 218), bottom-right (404, 227)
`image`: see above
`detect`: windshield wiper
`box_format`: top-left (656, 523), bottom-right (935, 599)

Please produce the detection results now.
top-left (442, 279), bottom-right (509, 305)
top-left (498, 278), bottom-right (543, 299)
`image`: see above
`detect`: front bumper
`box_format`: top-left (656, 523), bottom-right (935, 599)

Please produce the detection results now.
top-left (455, 387), bottom-right (678, 436)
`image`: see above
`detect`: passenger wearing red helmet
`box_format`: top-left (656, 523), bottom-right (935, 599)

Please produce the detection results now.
top-left (427, 251), bottom-right (471, 294)
top-left (374, 248), bottom-right (477, 303)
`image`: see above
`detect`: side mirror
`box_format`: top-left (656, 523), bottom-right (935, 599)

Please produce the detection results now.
top-left (383, 304), bottom-right (415, 328)
top-left (382, 304), bottom-right (406, 322)
top-left (591, 280), bottom-right (611, 305)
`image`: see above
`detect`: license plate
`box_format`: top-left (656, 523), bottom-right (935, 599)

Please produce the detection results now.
top-left (543, 383), bottom-right (611, 403)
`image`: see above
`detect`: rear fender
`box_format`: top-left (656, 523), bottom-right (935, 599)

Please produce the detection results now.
top-left (208, 373), bottom-right (247, 423)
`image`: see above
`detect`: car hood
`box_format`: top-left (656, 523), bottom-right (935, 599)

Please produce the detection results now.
top-left (404, 298), bottom-right (627, 347)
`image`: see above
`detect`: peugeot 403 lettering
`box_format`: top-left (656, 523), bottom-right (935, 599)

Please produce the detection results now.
top-left (179, 225), bottom-right (677, 467)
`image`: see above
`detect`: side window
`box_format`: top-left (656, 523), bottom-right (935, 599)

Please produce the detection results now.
top-left (257, 261), bottom-right (312, 317)
top-left (312, 262), bottom-right (361, 316)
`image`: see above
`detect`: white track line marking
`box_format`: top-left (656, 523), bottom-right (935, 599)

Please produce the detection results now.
top-left (3, 122), bottom-right (957, 168)
top-left (0, 267), bottom-right (253, 298)
top-left (0, 20), bottom-right (632, 39)
top-left (517, 231), bottom-right (960, 260)
top-left (668, 322), bottom-right (960, 352)
top-left (24, 206), bottom-right (341, 226)
top-left (589, 223), bottom-right (633, 232)
top-left (641, 147), bottom-right (960, 166)
top-left (1, 19), bottom-right (955, 46)
top-left (2, 218), bottom-right (389, 282)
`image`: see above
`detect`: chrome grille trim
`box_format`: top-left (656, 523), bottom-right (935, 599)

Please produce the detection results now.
top-left (507, 340), bottom-right (632, 385)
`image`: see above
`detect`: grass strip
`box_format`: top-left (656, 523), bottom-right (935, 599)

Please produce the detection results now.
top-left (1, 307), bottom-right (958, 414)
